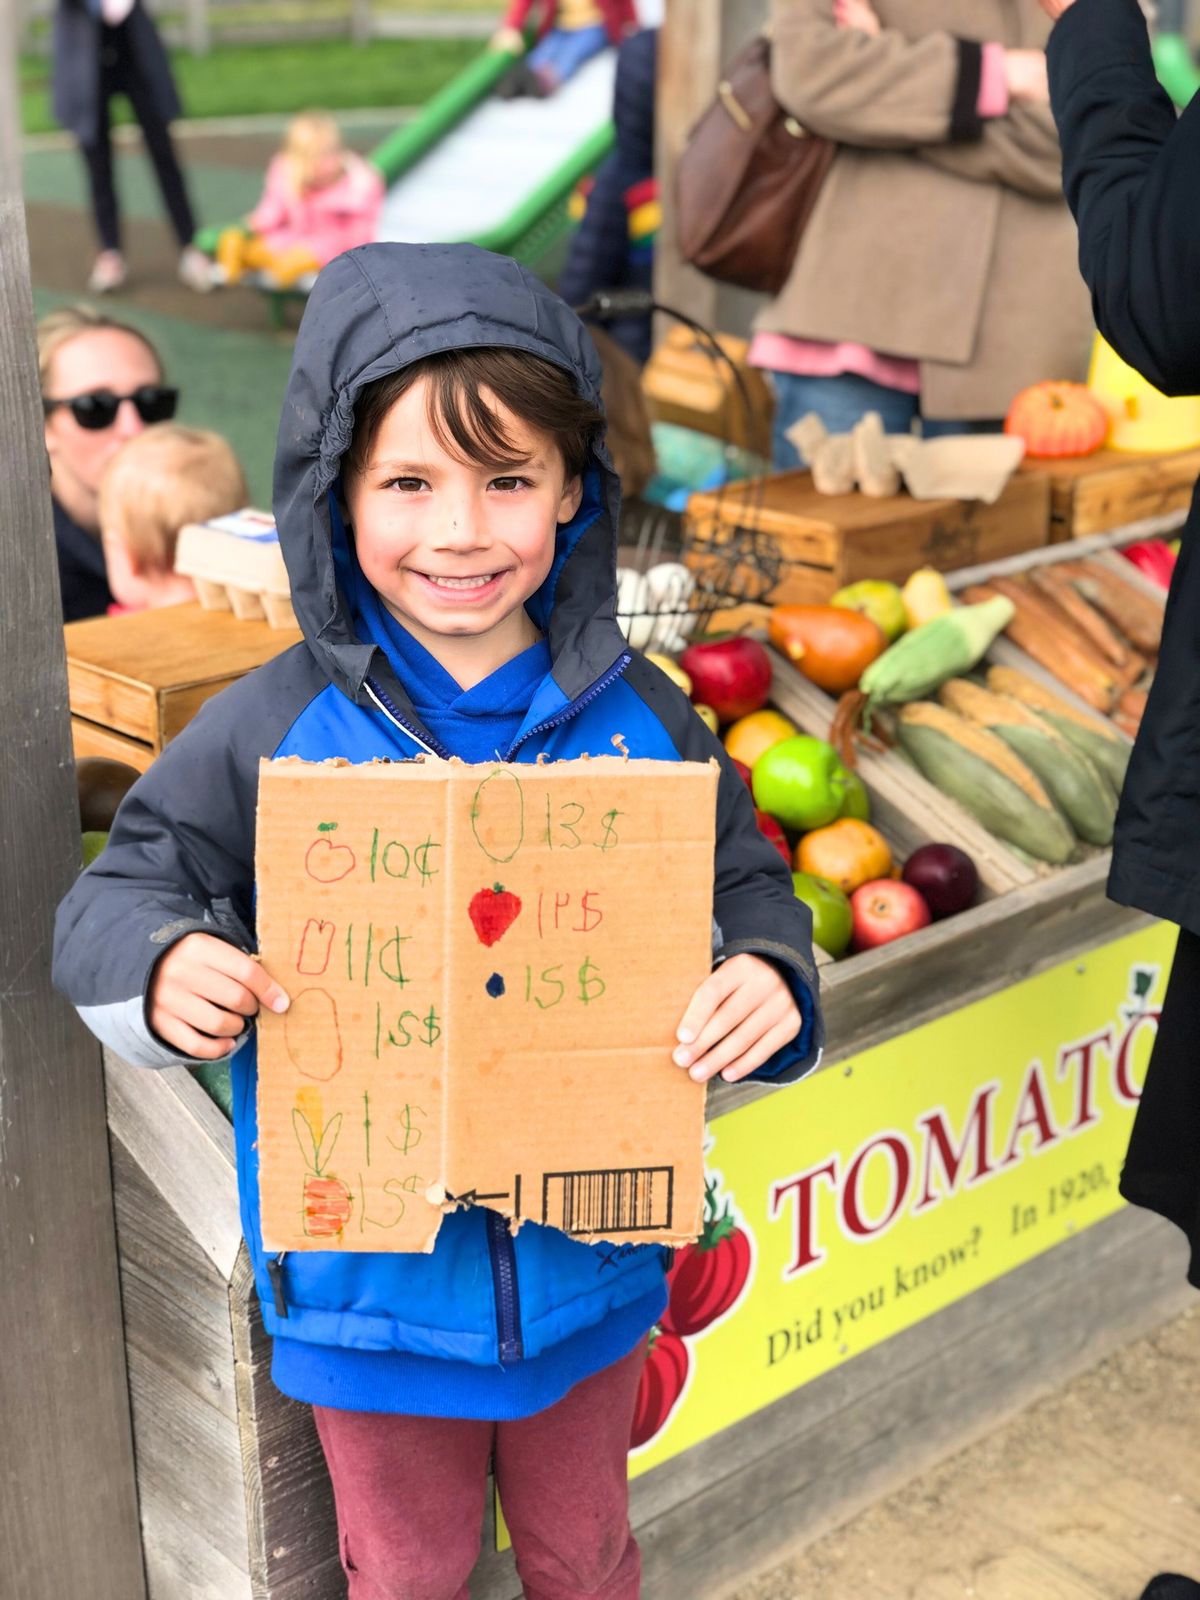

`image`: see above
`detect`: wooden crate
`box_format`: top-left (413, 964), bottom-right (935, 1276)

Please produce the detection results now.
top-left (1019, 446), bottom-right (1200, 541)
top-left (641, 325), bottom-right (775, 454)
top-left (684, 470), bottom-right (1051, 605)
top-left (65, 604), bottom-right (302, 755)
top-left (72, 714), bottom-right (154, 773)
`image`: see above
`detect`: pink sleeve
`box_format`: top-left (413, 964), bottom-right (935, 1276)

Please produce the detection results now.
top-left (247, 156), bottom-right (292, 234)
top-left (977, 41), bottom-right (1010, 119)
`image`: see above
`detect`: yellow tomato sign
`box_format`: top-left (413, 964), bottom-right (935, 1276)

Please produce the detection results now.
top-left (628, 924), bottom-right (1175, 1473)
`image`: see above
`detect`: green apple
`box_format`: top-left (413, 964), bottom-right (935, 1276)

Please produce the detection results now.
top-left (791, 871), bottom-right (853, 957)
top-left (838, 770), bottom-right (871, 822)
top-left (751, 735), bottom-right (850, 832)
top-left (831, 579), bottom-right (907, 642)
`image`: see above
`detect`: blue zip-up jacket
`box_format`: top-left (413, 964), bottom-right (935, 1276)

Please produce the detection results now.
top-left (53, 243), bottom-right (823, 1404)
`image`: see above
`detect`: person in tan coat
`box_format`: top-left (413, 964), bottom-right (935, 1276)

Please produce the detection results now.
top-left (752, 0), bottom-right (1093, 466)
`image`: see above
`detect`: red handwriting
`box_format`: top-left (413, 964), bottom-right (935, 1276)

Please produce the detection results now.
top-left (297, 918), bottom-right (336, 975)
top-left (305, 836), bottom-right (357, 883)
top-left (535, 889), bottom-right (603, 938)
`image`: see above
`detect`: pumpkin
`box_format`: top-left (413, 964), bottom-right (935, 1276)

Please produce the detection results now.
top-left (1004, 382), bottom-right (1108, 459)
top-left (767, 604), bottom-right (886, 694)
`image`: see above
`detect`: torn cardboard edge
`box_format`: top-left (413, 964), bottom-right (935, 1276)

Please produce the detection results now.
top-left (254, 753), bottom-right (719, 1255)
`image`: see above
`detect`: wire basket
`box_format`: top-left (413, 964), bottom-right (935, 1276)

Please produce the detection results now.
top-left (615, 494), bottom-right (785, 652)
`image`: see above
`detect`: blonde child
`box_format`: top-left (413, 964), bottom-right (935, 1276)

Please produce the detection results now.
top-left (98, 423), bottom-right (248, 612)
top-left (217, 112), bottom-right (384, 288)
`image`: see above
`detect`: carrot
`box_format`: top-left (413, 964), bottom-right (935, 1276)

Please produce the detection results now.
top-left (1028, 566), bottom-right (1137, 671)
top-left (962, 580), bottom-right (1120, 712)
top-left (1057, 559), bottom-right (1164, 654)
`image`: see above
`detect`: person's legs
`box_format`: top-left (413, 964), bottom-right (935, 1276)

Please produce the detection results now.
top-left (495, 1339), bottom-right (647, 1600)
top-left (80, 88), bottom-right (120, 254)
top-left (527, 23), bottom-right (610, 89)
top-left (121, 46), bottom-right (197, 247)
top-left (766, 371), bottom-right (918, 469)
top-left (313, 1404), bottom-right (494, 1600)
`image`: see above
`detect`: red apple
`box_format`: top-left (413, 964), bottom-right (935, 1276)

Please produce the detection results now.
top-left (902, 843), bottom-right (978, 919)
top-left (754, 808), bottom-right (791, 864)
top-left (679, 637), bottom-right (772, 724)
top-left (731, 758), bottom-right (753, 791)
top-left (850, 878), bottom-right (931, 951)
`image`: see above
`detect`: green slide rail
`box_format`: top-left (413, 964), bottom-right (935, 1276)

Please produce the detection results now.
top-left (194, 45), bottom-right (615, 313)
top-left (1154, 31), bottom-right (1200, 106)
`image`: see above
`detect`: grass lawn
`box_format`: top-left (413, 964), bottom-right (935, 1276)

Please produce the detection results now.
top-left (20, 34), bottom-right (482, 135)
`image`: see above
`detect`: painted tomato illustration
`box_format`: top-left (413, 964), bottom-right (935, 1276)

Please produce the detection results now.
top-left (661, 1178), bottom-right (752, 1337)
top-left (630, 1328), bottom-right (690, 1449)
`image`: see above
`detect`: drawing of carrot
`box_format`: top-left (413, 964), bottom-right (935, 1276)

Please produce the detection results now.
top-left (292, 1106), bottom-right (353, 1238)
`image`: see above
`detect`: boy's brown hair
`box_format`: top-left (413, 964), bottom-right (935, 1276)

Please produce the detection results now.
top-left (99, 424), bottom-right (249, 573)
top-left (344, 346), bottom-right (605, 485)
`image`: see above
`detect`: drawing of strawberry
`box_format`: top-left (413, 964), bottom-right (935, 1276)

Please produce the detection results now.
top-left (292, 1107), bottom-right (353, 1238)
top-left (468, 883), bottom-right (522, 947)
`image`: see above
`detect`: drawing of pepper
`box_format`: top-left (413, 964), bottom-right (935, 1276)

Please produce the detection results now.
top-left (292, 1105), bottom-right (353, 1238)
top-left (661, 1175), bottom-right (752, 1338)
top-left (630, 1328), bottom-right (690, 1449)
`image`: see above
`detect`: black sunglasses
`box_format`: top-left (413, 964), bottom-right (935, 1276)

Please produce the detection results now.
top-left (43, 385), bottom-right (179, 431)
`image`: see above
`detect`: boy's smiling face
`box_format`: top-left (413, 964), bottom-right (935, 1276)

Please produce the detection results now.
top-left (344, 374), bottom-right (583, 689)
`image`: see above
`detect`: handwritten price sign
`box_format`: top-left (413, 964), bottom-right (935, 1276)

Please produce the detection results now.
top-left (255, 755), bottom-right (718, 1253)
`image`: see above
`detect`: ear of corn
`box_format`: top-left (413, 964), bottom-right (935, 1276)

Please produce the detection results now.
top-left (859, 597), bottom-right (1015, 709)
top-left (985, 665), bottom-right (1130, 793)
top-left (896, 702), bottom-right (1076, 864)
top-left (939, 679), bottom-right (1115, 846)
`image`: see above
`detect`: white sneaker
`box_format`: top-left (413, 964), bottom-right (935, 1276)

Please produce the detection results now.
top-left (87, 251), bottom-right (127, 294)
top-left (178, 245), bottom-right (217, 294)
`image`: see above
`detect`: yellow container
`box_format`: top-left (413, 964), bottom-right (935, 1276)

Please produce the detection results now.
top-left (1088, 334), bottom-right (1200, 453)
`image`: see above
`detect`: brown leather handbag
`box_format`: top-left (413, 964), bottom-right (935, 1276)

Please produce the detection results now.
top-left (676, 32), bottom-right (835, 296)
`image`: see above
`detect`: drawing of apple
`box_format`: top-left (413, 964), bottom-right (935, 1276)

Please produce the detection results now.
top-left (469, 884), bottom-right (522, 947)
top-left (305, 823), bottom-right (356, 883)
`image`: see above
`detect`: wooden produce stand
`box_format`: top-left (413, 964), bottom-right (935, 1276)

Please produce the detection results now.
top-left (1019, 444), bottom-right (1200, 541)
top-left (99, 522), bottom-right (1195, 1600)
top-left (67, 603), bottom-right (302, 773)
top-left (684, 468), bottom-right (1051, 605)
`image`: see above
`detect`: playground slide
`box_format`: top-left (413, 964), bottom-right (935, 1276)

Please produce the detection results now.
top-left (200, 37), bottom-right (633, 304)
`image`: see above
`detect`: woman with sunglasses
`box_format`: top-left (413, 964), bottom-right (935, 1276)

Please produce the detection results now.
top-left (39, 306), bottom-right (178, 622)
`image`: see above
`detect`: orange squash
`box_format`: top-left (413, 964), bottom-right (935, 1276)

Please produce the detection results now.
top-left (767, 604), bottom-right (886, 694)
top-left (1004, 382), bottom-right (1108, 459)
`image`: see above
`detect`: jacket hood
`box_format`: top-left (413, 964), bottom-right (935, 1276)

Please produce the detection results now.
top-left (273, 242), bottom-right (627, 716)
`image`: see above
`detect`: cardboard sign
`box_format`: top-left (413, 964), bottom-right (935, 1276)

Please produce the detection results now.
top-left (255, 755), bottom-right (718, 1254)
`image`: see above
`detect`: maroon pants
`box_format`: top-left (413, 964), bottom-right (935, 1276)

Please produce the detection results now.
top-left (313, 1340), bottom-right (647, 1600)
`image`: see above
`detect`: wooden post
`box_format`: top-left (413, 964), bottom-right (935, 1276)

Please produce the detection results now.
top-left (654, 0), bottom-right (767, 337)
top-left (0, 12), bottom-right (146, 1600)
top-left (350, 0), bottom-right (373, 46)
top-left (183, 0), bottom-right (210, 56)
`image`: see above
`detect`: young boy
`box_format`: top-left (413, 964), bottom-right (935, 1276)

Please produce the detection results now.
top-left (98, 422), bottom-right (248, 612)
top-left (54, 242), bottom-right (822, 1600)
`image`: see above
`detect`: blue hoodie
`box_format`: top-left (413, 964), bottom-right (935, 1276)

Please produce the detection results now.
top-left (54, 243), bottom-right (823, 1419)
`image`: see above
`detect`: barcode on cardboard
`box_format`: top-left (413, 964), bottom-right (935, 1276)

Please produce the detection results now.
top-left (543, 1167), bottom-right (674, 1235)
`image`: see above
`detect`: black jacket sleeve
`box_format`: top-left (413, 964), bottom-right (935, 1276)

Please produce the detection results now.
top-left (1048, 0), bottom-right (1200, 395)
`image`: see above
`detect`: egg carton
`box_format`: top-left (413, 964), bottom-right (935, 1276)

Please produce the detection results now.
top-left (175, 509), bottom-right (296, 630)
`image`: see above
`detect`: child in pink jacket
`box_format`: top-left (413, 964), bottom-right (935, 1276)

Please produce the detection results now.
top-left (218, 113), bottom-right (384, 288)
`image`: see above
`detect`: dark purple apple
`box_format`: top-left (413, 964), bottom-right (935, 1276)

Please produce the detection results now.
top-left (901, 843), bottom-right (978, 919)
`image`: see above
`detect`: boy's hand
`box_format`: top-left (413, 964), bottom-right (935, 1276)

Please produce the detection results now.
top-left (148, 933), bottom-right (290, 1060)
top-left (673, 953), bottom-right (802, 1084)
top-left (1037, 0), bottom-right (1076, 16)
